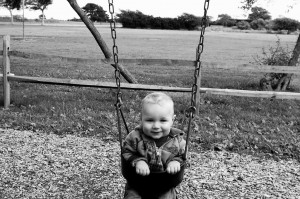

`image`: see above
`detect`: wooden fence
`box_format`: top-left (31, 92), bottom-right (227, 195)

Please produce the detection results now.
top-left (1, 35), bottom-right (300, 109)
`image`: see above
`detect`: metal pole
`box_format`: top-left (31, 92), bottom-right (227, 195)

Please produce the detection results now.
top-left (3, 35), bottom-right (11, 108)
top-left (22, 0), bottom-right (25, 39)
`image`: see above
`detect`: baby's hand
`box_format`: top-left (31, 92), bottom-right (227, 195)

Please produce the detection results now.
top-left (135, 160), bottom-right (150, 176)
top-left (166, 161), bottom-right (181, 174)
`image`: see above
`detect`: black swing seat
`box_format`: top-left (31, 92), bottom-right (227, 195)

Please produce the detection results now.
top-left (121, 155), bottom-right (186, 194)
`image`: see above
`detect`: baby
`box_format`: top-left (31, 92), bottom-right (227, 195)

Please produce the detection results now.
top-left (122, 92), bottom-right (186, 199)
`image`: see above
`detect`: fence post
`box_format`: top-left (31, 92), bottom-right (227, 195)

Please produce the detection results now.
top-left (3, 35), bottom-right (11, 108)
top-left (195, 71), bottom-right (201, 115)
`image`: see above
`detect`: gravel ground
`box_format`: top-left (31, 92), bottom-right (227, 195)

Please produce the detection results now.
top-left (0, 128), bottom-right (299, 199)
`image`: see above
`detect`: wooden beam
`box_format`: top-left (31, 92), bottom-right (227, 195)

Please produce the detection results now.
top-left (6, 75), bottom-right (300, 100)
top-left (8, 51), bottom-right (300, 74)
top-left (204, 62), bottom-right (300, 74)
top-left (111, 63), bottom-right (138, 84)
top-left (7, 75), bottom-right (190, 92)
top-left (201, 88), bottom-right (300, 100)
top-left (3, 35), bottom-right (11, 108)
top-left (66, 0), bottom-right (112, 59)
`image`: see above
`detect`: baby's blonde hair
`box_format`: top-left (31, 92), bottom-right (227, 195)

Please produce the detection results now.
top-left (142, 92), bottom-right (174, 114)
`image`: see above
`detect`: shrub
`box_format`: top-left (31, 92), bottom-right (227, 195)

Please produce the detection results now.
top-left (68, 18), bottom-right (82, 22)
top-left (0, 16), bottom-right (11, 22)
top-left (13, 15), bottom-right (28, 22)
top-left (250, 18), bottom-right (267, 30)
top-left (271, 18), bottom-right (300, 34)
top-left (237, 21), bottom-right (251, 30)
top-left (253, 37), bottom-right (293, 90)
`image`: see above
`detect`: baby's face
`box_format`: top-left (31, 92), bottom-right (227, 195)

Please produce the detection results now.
top-left (141, 102), bottom-right (174, 140)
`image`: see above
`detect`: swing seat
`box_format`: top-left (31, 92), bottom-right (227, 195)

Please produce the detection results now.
top-left (121, 156), bottom-right (186, 194)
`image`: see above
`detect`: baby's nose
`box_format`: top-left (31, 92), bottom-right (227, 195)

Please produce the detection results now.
top-left (152, 122), bottom-right (160, 129)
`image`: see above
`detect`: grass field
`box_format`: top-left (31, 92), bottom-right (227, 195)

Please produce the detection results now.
top-left (0, 23), bottom-right (300, 159)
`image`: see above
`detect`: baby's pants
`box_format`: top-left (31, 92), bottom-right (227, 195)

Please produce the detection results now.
top-left (124, 183), bottom-right (177, 199)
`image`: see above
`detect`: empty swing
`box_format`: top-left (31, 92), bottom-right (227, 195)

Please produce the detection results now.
top-left (107, 0), bottom-right (210, 194)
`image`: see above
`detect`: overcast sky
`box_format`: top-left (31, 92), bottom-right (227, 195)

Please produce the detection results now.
top-left (0, 0), bottom-right (299, 21)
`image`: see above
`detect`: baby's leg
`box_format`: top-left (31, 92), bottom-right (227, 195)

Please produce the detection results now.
top-left (124, 183), bottom-right (142, 199)
top-left (157, 188), bottom-right (177, 199)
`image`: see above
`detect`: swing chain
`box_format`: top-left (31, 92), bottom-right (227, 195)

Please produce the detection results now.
top-left (108, 0), bottom-right (125, 147)
top-left (188, 0), bottom-right (210, 118)
top-left (108, 0), bottom-right (122, 107)
top-left (184, 0), bottom-right (210, 161)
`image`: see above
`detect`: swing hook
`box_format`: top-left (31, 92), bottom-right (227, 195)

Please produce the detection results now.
top-left (185, 106), bottom-right (196, 118)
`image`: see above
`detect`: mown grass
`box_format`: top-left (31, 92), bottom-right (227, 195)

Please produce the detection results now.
top-left (0, 24), bottom-right (300, 162)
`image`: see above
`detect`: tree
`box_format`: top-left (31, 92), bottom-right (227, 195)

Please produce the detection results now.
top-left (241, 0), bottom-right (300, 91)
top-left (272, 17), bottom-right (300, 34)
top-left (177, 13), bottom-right (201, 30)
top-left (237, 21), bottom-right (251, 30)
top-left (116, 10), bottom-right (152, 29)
top-left (0, 0), bottom-right (22, 24)
top-left (81, 3), bottom-right (108, 23)
top-left (250, 18), bottom-right (267, 30)
top-left (26, 0), bottom-right (52, 25)
top-left (215, 14), bottom-right (236, 27)
top-left (248, 6), bottom-right (271, 21)
top-left (39, 13), bottom-right (45, 20)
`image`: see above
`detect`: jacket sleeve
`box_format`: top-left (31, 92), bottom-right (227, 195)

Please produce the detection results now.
top-left (122, 131), bottom-right (148, 167)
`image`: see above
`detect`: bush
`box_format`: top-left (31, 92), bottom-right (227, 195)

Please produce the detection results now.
top-left (68, 18), bottom-right (82, 22)
top-left (271, 18), bottom-right (300, 34)
top-left (116, 10), bottom-right (203, 30)
top-left (0, 16), bottom-right (11, 22)
top-left (13, 15), bottom-right (28, 22)
top-left (250, 18), bottom-right (267, 30)
top-left (253, 37), bottom-right (293, 90)
top-left (237, 21), bottom-right (251, 30)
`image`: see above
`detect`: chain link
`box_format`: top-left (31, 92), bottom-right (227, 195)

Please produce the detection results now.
top-left (188, 0), bottom-right (210, 118)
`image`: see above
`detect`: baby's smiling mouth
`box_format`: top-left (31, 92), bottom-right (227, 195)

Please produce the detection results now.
top-left (151, 131), bottom-right (161, 134)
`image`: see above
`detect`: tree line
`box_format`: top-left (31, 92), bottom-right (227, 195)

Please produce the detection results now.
top-left (0, 0), bottom-right (52, 25)
top-left (1, 1), bottom-right (299, 33)
top-left (78, 3), bottom-right (300, 33)
top-left (115, 10), bottom-right (205, 30)
top-left (71, 4), bottom-right (205, 31)
top-left (213, 6), bottom-right (300, 33)
top-left (80, 4), bottom-right (300, 33)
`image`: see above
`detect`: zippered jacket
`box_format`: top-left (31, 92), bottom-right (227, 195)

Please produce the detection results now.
top-left (122, 125), bottom-right (186, 172)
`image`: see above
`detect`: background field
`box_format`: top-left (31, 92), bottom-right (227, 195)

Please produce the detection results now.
top-left (0, 23), bottom-right (300, 159)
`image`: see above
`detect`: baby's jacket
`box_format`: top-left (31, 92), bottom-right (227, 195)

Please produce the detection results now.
top-left (122, 125), bottom-right (186, 172)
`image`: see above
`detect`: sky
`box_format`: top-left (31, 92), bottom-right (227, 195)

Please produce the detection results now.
top-left (0, 0), bottom-right (299, 21)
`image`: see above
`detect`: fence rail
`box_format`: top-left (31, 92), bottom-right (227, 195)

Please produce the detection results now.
top-left (1, 74), bottom-right (299, 100)
top-left (3, 50), bottom-right (300, 74)
top-left (1, 35), bottom-right (300, 109)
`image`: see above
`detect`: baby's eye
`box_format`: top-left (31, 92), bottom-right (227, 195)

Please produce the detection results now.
top-left (161, 119), bottom-right (168, 122)
top-left (145, 119), bottom-right (154, 122)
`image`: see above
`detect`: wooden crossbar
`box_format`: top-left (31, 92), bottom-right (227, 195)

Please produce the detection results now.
top-left (6, 50), bottom-right (300, 74)
top-left (3, 75), bottom-right (300, 100)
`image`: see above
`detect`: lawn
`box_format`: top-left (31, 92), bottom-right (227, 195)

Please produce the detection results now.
top-left (0, 23), bottom-right (300, 198)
